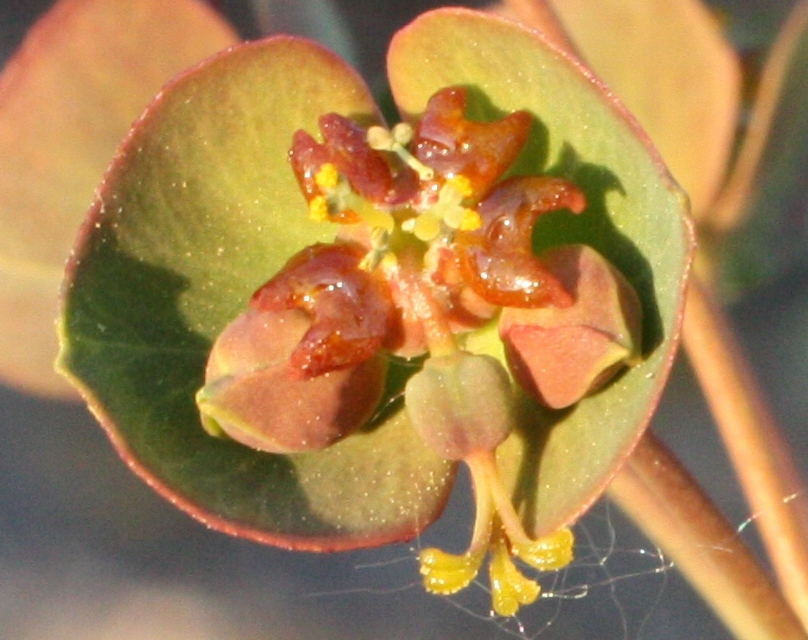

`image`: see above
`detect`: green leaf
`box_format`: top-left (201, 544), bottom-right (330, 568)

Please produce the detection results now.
top-left (0, 0), bottom-right (237, 397)
top-left (388, 8), bottom-right (693, 537)
top-left (57, 36), bottom-right (455, 551)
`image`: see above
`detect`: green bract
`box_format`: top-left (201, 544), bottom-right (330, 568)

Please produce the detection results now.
top-left (57, 9), bottom-right (692, 550)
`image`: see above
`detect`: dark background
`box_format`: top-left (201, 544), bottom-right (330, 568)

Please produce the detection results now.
top-left (1, 1), bottom-right (805, 638)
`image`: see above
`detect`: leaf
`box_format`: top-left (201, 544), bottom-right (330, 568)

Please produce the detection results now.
top-left (388, 8), bottom-right (693, 537)
top-left (0, 0), bottom-right (237, 397)
top-left (712, 1), bottom-right (808, 296)
top-left (546, 0), bottom-right (741, 220)
top-left (57, 37), bottom-right (455, 551)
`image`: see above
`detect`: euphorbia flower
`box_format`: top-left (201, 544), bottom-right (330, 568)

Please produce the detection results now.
top-left (56, 7), bottom-right (691, 616)
top-left (194, 82), bottom-right (646, 610)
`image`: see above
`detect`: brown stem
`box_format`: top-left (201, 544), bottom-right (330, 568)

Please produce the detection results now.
top-left (608, 432), bottom-right (807, 640)
top-left (683, 276), bottom-right (808, 629)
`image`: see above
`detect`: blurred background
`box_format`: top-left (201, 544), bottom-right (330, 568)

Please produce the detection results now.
top-left (1, 0), bottom-right (806, 638)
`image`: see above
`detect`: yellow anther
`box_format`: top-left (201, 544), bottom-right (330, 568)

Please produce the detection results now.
top-left (314, 163), bottom-right (340, 190)
top-left (489, 533), bottom-right (541, 617)
top-left (419, 547), bottom-right (485, 595)
top-left (308, 162), bottom-right (395, 231)
top-left (511, 527), bottom-right (574, 572)
top-left (391, 122), bottom-right (415, 146)
top-left (366, 125), bottom-right (395, 150)
top-left (458, 209), bottom-right (482, 231)
top-left (446, 174), bottom-right (473, 198)
top-left (425, 178), bottom-right (481, 233)
top-left (445, 207), bottom-right (482, 232)
top-left (308, 195), bottom-right (329, 222)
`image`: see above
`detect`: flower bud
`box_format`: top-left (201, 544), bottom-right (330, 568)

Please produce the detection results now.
top-left (404, 351), bottom-right (514, 460)
top-left (196, 307), bottom-right (386, 453)
top-left (499, 244), bottom-right (642, 410)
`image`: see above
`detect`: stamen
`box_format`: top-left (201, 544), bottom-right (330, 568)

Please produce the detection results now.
top-left (391, 122), bottom-right (415, 146)
top-left (458, 209), bottom-right (483, 231)
top-left (351, 197), bottom-right (395, 233)
top-left (309, 162), bottom-right (395, 232)
top-left (442, 205), bottom-right (481, 232)
top-left (367, 125), bottom-right (435, 181)
top-left (412, 213), bottom-right (442, 242)
top-left (445, 174), bottom-right (473, 198)
top-left (308, 162), bottom-right (356, 223)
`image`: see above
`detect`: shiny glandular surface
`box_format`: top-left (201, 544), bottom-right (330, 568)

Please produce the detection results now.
top-left (410, 86), bottom-right (531, 201)
top-left (250, 242), bottom-right (395, 377)
top-left (454, 175), bottom-right (587, 309)
top-left (197, 241), bottom-right (394, 453)
top-left (246, 84), bottom-right (594, 460)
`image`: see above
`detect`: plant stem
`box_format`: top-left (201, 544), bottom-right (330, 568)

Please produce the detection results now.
top-left (682, 276), bottom-right (808, 630)
top-left (608, 432), bottom-right (808, 640)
